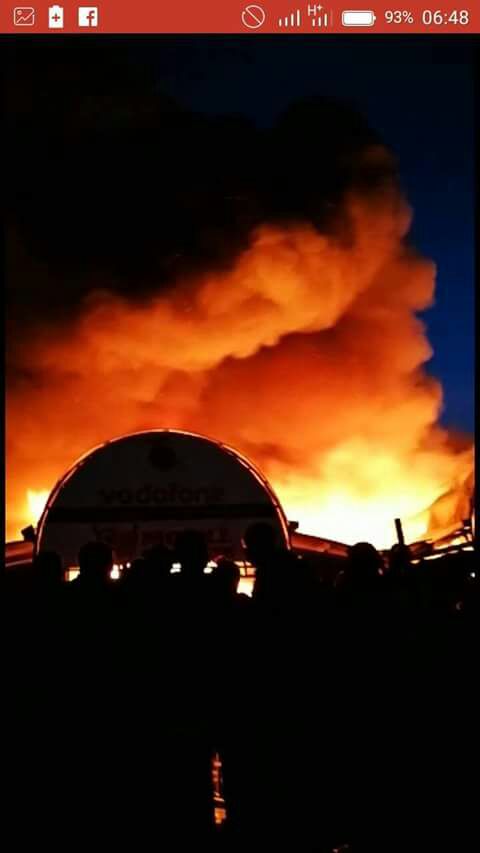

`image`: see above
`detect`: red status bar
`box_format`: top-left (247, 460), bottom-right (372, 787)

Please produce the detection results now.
top-left (1, 1), bottom-right (479, 34)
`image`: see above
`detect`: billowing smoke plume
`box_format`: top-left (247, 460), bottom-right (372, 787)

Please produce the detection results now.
top-left (6, 44), bottom-right (473, 546)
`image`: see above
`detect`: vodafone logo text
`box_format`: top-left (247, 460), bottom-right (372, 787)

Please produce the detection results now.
top-left (98, 483), bottom-right (225, 506)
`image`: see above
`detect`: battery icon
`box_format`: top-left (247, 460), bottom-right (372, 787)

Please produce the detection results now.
top-left (342, 10), bottom-right (376, 26)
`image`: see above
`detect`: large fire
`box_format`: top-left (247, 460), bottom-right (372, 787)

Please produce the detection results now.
top-left (7, 155), bottom-right (473, 549)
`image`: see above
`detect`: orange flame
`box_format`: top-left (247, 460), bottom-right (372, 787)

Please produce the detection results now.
top-left (6, 171), bottom-right (473, 549)
top-left (26, 490), bottom-right (49, 529)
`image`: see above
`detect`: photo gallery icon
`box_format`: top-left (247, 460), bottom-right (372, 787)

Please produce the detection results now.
top-left (13, 7), bottom-right (35, 26)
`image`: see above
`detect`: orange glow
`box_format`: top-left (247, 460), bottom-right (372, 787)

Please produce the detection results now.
top-left (7, 173), bottom-right (473, 549)
top-left (26, 490), bottom-right (49, 528)
top-left (237, 576), bottom-right (254, 597)
top-left (65, 567), bottom-right (80, 582)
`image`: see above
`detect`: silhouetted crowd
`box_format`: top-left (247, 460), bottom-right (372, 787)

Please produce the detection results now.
top-left (4, 525), bottom-right (477, 852)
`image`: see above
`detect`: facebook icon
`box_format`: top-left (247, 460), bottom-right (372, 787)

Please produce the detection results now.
top-left (78, 6), bottom-right (98, 27)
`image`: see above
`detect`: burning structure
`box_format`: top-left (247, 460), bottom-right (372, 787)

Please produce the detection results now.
top-left (7, 204), bottom-right (473, 550)
top-left (6, 52), bottom-right (474, 552)
top-left (5, 431), bottom-right (350, 580)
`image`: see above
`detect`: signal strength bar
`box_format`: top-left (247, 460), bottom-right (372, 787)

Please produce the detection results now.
top-left (311, 11), bottom-right (332, 27)
top-left (278, 10), bottom-right (302, 27)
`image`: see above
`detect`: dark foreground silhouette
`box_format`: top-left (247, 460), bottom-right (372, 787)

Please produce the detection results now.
top-left (4, 527), bottom-right (477, 852)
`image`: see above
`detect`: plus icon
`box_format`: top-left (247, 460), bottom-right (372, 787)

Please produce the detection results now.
top-left (48, 5), bottom-right (64, 28)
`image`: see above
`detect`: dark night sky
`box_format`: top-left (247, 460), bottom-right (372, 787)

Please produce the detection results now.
top-left (145, 36), bottom-right (475, 432)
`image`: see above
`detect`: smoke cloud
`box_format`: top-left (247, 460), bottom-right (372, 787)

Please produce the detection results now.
top-left (6, 45), bottom-right (473, 546)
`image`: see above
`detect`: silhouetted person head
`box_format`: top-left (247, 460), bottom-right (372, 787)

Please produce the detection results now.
top-left (122, 557), bottom-right (148, 589)
top-left (243, 523), bottom-right (279, 570)
top-left (244, 523), bottom-right (291, 605)
top-left (77, 541), bottom-right (113, 586)
top-left (174, 529), bottom-right (208, 580)
top-left (130, 557), bottom-right (147, 573)
top-left (213, 557), bottom-right (240, 599)
top-left (388, 543), bottom-right (412, 577)
top-left (143, 544), bottom-right (173, 579)
top-left (125, 545), bottom-right (173, 596)
top-left (346, 541), bottom-right (383, 590)
top-left (33, 550), bottom-right (64, 588)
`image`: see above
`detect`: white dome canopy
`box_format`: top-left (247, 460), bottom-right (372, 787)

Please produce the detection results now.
top-left (36, 429), bottom-right (289, 566)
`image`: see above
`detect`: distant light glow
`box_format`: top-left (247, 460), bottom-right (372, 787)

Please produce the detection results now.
top-left (66, 567), bottom-right (80, 582)
top-left (214, 807), bottom-right (227, 825)
top-left (26, 489), bottom-right (49, 526)
top-left (237, 576), bottom-right (254, 597)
